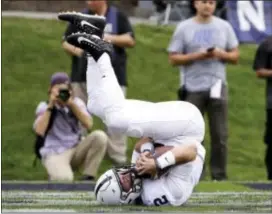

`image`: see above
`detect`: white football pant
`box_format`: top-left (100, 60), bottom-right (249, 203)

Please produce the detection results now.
top-left (86, 53), bottom-right (205, 148)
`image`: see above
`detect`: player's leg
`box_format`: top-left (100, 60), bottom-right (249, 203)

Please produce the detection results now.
top-left (89, 52), bottom-right (205, 141)
top-left (85, 54), bottom-right (125, 121)
top-left (66, 33), bottom-right (204, 142)
top-left (60, 13), bottom-right (205, 141)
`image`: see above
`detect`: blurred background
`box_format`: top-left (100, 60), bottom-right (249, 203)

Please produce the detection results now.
top-left (2, 0), bottom-right (225, 23)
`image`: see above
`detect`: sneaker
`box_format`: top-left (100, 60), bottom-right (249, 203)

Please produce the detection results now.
top-left (66, 32), bottom-right (113, 61)
top-left (58, 11), bottom-right (106, 38)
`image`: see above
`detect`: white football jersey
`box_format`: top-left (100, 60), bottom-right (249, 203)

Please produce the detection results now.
top-left (141, 155), bottom-right (204, 206)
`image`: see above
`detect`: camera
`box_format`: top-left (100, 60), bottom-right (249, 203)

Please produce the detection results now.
top-left (58, 88), bottom-right (70, 102)
top-left (207, 47), bottom-right (215, 52)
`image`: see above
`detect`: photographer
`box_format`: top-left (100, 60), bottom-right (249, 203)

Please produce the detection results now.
top-left (33, 72), bottom-right (108, 181)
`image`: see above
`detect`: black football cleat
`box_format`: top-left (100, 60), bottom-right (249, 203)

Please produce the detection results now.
top-left (58, 11), bottom-right (106, 38)
top-left (66, 32), bottom-right (113, 61)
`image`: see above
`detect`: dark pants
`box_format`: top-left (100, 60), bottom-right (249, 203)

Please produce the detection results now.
top-left (181, 85), bottom-right (228, 180)
top-left (264, 109), bottom-right (272, 180)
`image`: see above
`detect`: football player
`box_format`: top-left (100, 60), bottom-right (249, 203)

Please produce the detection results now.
top-left (94, 137), bottom-right (205, 206)
top-left (58, 12), bottom-right (206, 206)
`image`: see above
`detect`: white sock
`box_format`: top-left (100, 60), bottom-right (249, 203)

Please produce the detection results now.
top-left (131, 150), bottom-right (140, 164)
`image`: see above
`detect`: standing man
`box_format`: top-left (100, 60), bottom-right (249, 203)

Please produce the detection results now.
top-left (62, 0), bottom-right (135, 164)
top-left (167, 0), bottom-right (239, 180)
top-left (253, 36), bottom-right (272, 180)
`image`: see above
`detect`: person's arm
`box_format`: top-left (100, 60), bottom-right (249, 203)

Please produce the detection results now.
top-left (67, 98), bottom-right (93, 131)
top-left (34, 102), bottom-right (54, 136)
top-left (168, 51), bottom-right (210, 66)
top-left (256, 69), bottom-right (272, 78)
top-left (104, 11), bottom-right (135, 48)
top-left (168, 143), bottom-right (197, 165)
top-left (253, 41), bottom-right (272, 78)
top-left (104, 33), bottom-right (135, 48)
top-left (34, 88), bottom-right (59, 136)
top-left (62, 24), bottom-right (84, 57)
top-left (211, 47), bottom-right (240, 64)
top-left (136, 143), bottom-right (198, 176)
top-left (223, 48), bottom-right (240, 64)
top-left (62, 41), bottom-right (84, 57)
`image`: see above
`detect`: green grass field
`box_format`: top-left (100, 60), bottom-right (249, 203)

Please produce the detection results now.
top-left (2, 17), bottom-right (268, 181)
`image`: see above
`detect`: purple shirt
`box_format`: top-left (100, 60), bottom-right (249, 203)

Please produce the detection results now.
top-left (33, 97), bottom-right (90, 158)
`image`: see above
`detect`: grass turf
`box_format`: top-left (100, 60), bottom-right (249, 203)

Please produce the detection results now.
top-left (2, 190), bottom-right (272, 212)
top-left (2, 17), bottom-right (268, 181)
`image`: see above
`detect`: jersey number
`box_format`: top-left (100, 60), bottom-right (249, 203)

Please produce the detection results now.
top-left (153, 195), bottom-right (169, 206)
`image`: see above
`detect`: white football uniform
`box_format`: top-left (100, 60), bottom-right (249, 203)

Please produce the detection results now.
top-left (86, 53), bottom-right (205, 144)
top-left (140, 152), bottom-right (204, 206)
top-left (86, 53), bottom-right (205, 206)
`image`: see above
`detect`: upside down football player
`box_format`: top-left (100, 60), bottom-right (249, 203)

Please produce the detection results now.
top-left (58, 12), bottom-right (206, 206)
top-left (95, 137), bottom-right (205, 206)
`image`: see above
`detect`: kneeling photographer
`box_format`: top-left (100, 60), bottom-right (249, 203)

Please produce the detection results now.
top-left (33, 72), bottom-right (108, 181)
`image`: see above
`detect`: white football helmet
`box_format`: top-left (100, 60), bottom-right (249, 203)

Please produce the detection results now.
top-left (94, 166), bottom-right (142, 205)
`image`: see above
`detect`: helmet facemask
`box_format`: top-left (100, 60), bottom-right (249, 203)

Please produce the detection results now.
top-left (113, 165), bottom-right (142, 204)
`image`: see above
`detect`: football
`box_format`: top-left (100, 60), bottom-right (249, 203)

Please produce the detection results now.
top-left (139, 145), bottom-right (173, 178)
